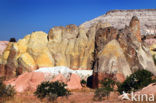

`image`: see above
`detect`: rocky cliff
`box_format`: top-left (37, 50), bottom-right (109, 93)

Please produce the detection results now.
top-left (81, 9), bottom-right (156, 36)
top-left (0, 9), bottom-right (156, 85)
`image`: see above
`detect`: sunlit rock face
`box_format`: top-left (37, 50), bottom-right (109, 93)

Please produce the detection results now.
top-left (81, 9), bottom-right (156, 35)
top-left (0, 23), bottom-right (110, 78)
top-left (1, 9), bottom-right (156, 83)
top-left (92, 16), bottom-right (156, 88)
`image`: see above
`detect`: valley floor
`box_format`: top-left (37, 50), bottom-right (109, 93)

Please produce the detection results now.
top-left (1, 88), bottom-right (131, 103)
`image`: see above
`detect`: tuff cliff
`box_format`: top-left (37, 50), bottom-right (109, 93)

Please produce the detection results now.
top-left (0, 9), bottom-right (156, 83)
top-left (81, 9), bottom-right (156, 36)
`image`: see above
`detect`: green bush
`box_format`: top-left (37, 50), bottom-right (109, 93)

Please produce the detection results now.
top-left (118, 69), bottom-right (156, 94)
top-left (101, 78), bottom-right (116, 91)
top-left (94, 78), bottom-right (116, 101)
top-left (0, 78), bottom-right (16, 100)
top-left (81, 79), bottom-right (87, 87)
top-left (94, 87), bottom-right (110, 101)
top-left (34, 81), bottom-right (70, 101)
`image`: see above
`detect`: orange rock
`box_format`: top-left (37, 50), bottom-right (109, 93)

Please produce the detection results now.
top-left (115, 73), bottom-right (125, 83)
top-left (67, 74), bottom-right (82, 90)
top-left (29, 72), bottom-right (44, 90)
top-left (5, 72), bottom-right (45, 92)
top-left (13, 72), bottom-right (32, 92)
top-left (129, 16), bottom-right (142, 42)
top-left (51, 73), bottom-right (67, 83)
top-left (135, 83), bottom-right (156, 95)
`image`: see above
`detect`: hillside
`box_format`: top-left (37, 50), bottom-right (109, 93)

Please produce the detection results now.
top-left (81, 9), bottom-right (156, 35)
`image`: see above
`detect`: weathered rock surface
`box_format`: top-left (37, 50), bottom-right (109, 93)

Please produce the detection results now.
top-left (93, 40), bottom-right (131, 88)
top-left (5, 69), bottom-right (83, 92)
top-left (0, 21), bottom-right (111, 78)
top-left (5, 72), bottom-right (45, 92)
top-left (0, 41), bottom-right (9, 76)
top-left (92, 16), bottom-right (156, 88)
top-left (1, 9), bottom-right (156, 89)
top-left (81, 9), bottom-right (156, 36)
top-left (0, 41), bottom-right (8, 56)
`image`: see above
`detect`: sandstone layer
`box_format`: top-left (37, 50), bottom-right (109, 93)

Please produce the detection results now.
top-left (92, 16), bottom-right (156, 88)
top-left (81, 9), bottom-right (156, 36)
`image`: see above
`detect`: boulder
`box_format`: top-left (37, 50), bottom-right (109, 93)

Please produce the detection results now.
top-left (51, 73), bottom-right (67, 83)
top-left (17, 53), bottom-right (36, 75)
top-left (5, 72), bottom-right (45, 92)
top-left (5, 71), bottom-right (83, 92)
top-left (67, 74), bottom-right (82, 90)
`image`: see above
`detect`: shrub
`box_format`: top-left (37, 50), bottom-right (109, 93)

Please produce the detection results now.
top-left (81, 79), bottom-right (87, 87)
top-left (9, 38), bottom-right (16, 42)
top-left (101, 78), bottom-right (116, 91)
top-left (118, 69), bottom-right (156, 94)
top-left (94, 87), bottom-right (112, 101)
top-left (94, 78), bottom-right (116, 101)
top-left (34, 81), bottom-right (70, 102)
top-left (0, 78), bottom-right (16, 100)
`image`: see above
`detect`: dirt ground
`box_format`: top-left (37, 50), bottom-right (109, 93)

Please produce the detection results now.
top-left (1, 88), bottom-right (131, 103)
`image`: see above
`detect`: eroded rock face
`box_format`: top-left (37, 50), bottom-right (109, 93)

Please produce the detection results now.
top-left (0, 41), bottom-right (9, 76)
top-left (1, 10), bottom-right (156, 87)
top-left (5, 71), bottom-right (82, 92)
top-left (47, 24), bottom-right (92, 69)
top-left (129, 16), bottom-right (141, 42)
top-left (92, 40), bottom-right (131, 88)
top-left (81, 9), bottom-right (156, 36)
top-left (0, 41), bottom-right (8, 56)
top-left (92, 16), bottom-right (156, 88)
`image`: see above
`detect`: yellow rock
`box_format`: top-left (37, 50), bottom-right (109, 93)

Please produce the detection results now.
top-left (27, 31), bottom-right (48, 60)
top-left (36, 50), bottom-right (54, 68)
top-left (150, 44), bottom-right (156, 55)
top-left (18, 53), bottom-right (36, 72)
top-left (17, 35), bottom-right (30, 58)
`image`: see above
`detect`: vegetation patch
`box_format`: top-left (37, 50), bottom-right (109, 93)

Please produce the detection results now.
top-left (34, 81), bottom-right (71, 102)
top-left (94, 77), bottom-right (116, 101)
top-left (118, 69), bottom-right (156, 94)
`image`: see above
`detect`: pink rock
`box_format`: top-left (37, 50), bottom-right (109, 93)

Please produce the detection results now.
top-left (13, 72), bottom-right (32, 92)
top-left (135, 83), bottom-right (156, 95)
top-left (115, 73), bottom-right (125, 83)
top-left (145, 39), bottom-right (156, 45)
top-left (0, 41), bottom-right (8, 55)
top-left (5, 72), bottom-right (45, 92)
top-left (29, 72), bottom-right (45, 90)
top-left (5, 72), bottom-right (82, 92)
top-left (67, 74), bottom-right (82, 90)
top-left (51, 73), bottom-right (67, 83)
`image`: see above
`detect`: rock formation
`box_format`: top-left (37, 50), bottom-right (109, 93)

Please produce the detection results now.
top-left (0, 23), bottom-right (111, 78)
top-left (0, 41), bottom-right (8, 56)
top-left (5, 69), bottom-right (83, 92)
top-left (0, 41), bottom-right (9, 76)
top-left (81, 9), bottom-right (156, 36)
top-left (92, 16), bottom-right (156, 88)
top-left (0, 9), bottom-right (156, 90)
